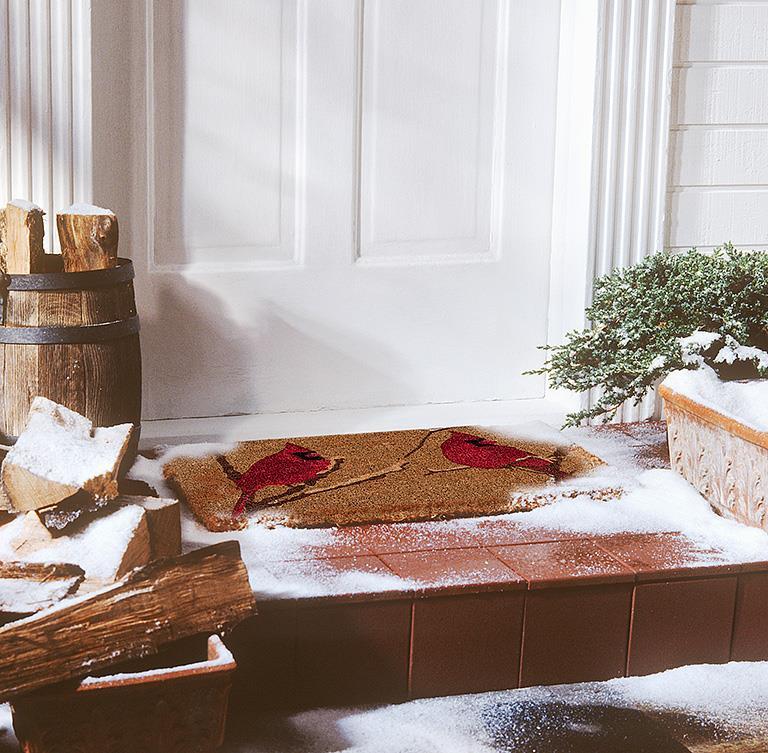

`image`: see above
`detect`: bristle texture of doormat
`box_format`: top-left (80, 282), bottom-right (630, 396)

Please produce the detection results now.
top-left (163, 426), bottom-right (603, 531)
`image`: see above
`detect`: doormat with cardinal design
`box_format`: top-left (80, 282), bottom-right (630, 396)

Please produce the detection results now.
top-left (163, 427), bottom-right (603, 531)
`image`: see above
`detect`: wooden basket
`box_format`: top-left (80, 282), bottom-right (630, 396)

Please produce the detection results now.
top-left (660, 382), bottom-right (768, 532)
top-left (0, 256), bottom-right (141, 443)
top-left (11, 635), bottom-right (235, 753)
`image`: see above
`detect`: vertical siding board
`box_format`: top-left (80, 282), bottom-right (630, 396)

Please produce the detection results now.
top-left (30, 0), bottom-right (53, 245)
top-left (9, 0), bottom-right (32, 199)
top-left (1, 0), bottom-right (87, 248)
top-left (0, 2), bottom-right (11, 199)
top-left (588, 0), bottom-right (676, 423)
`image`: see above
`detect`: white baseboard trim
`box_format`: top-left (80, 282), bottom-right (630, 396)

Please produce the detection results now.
top-left (139, 396), bottom-right (575, 447)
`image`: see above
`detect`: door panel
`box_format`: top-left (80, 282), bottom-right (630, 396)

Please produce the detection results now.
top-left (138, 0), bottom-right (561, 421)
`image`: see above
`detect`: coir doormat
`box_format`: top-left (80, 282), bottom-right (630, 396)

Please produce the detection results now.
top-left (163, 426), bottom-right (603, 531)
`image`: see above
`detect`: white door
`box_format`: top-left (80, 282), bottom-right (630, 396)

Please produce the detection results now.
top-left (99, 0), bottom-right (562, 434)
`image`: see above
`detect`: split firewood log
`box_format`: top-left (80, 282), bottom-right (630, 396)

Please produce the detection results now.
top-left (0, 541), bottom-right (255, 700)
top-left (0, 207), bottom-right (7, 273)
top-left (36, 495), bottom-right (180, 560)
top-left (1, 397), bottom-right (133, 512)
top-left (121, 495), bottom-right (181, 559)
top-left (3, 200), bottom-right (45, 273)
top-left (0, 506), bottom-right (152, 587)
top-left (56, 203), bottom-right (118, 272)
top-left (0, 561), bottom-right (85, 614)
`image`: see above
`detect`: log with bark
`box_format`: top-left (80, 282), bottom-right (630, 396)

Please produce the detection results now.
top-left (56, 204), bottom-right (118, 272)
top-left (0, 541), bottom-right (255, 700)
top-left (3, 200), bottom-right (45, 274)
top-left (1, 396), bottom-right (133, 512)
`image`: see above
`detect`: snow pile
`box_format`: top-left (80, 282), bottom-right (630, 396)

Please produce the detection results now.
top-left (222, 662), bottom-right (768, 752)
top-left (0, 504), bottom-right (146, 582)
top-left (6, 397), bottom-right (132, 487)
top-left (610, 661), bottom-right (768, 732)
top-left (663, 364), bottom-right (768, 433)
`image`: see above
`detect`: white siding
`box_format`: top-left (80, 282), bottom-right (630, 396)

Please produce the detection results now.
top-left (0, 1), bottom-right (91, 252)
top-left (668, 0), bottom-right (768, 252)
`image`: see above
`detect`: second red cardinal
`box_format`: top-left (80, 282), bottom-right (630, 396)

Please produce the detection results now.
top-left (218, 443), bottom-right (332, 517)
top-left (440, 431), bottom-right (561, 478)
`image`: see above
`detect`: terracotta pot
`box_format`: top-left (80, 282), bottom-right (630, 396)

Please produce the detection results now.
top-left (11, 635), bottom-right (236, 753)
top-left (660, 382), bottom-right (768, 531)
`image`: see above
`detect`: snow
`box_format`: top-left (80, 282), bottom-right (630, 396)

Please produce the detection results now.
top-left (663, 364), bottom-right (768, 433)
top-left (0, 504), bottom-right (146, 582)
top-left (714, 334), bottom-right (768, 370)
top-left (8, 198), bottom-right (41, 212)
top-left (5, 397), bottom-right (132, 488)
top-left (59, 202), bottom-right (114, 216)
top-left (127, 421), bottom-right (768, 600)
top-left (81, 635), bottom-right (234, 686)
top-left (221, 662), bottom-right (768, 752)
top-left (0, 575), bottom-right (76, 612)
top-left (679, 329), bottom-right (721, 366)
top-left (2, 660), bottom-right (768, 752)
top-left (609, 661), bottom-right (768, 729)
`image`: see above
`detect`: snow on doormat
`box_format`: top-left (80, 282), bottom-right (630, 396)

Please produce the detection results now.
top-left (162, 426), bottom-right (603, 531)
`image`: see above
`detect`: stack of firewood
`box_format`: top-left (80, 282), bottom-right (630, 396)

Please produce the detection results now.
top-left (0, 400), bottom-right (255, 703)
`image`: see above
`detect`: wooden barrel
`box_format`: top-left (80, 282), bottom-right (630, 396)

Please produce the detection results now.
top-left (0, 257), bottom-right (141, 443)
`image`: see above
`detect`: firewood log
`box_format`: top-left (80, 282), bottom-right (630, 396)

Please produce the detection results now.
top-left (4, 200), bottom-right (45, 273)
top-left (56, 204), bottom-right (118, 272)
top-left (0, 562), bottom-right (84, 613)
top-left (0, 541), bottom-right (255, 700)
top-left (121, 495), bottom-right (181, 559)
top-left (0, 506), bottom-right (152, 586)
top-left (1, 397), bottom-right (133, 512)
top-left (0, 207), bottom-right (7, 273)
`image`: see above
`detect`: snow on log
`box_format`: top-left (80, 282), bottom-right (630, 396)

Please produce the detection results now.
top-left (1, 397), bottom-right (133, 512)
top-left (0, 506), bottom-right (152, 586)
top-left (3, 200), bottom-right (45, 274)
top-left (0, 541), bottom-right (256, 700)
top-left (56, 204), bottom-right (118, 272)
top-left (0, 562), bottom-right (84, 614)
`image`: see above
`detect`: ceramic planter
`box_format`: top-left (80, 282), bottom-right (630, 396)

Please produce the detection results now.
top-left (11, 634), bottom-right (236, 753)
top-left (660, 382), bottom-right (768, 531)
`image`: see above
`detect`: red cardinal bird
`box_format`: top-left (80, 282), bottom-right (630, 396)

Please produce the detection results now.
top-left (440, 431), bottom-right (562, 478)
top-left (217, 443), bottom-right (332, 518)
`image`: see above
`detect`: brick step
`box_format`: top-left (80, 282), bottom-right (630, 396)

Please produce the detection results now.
top-left (227, 527), bottom-right (768, 711)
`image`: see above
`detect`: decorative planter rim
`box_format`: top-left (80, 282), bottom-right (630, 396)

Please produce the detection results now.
top-left (659, 382), bottom-right (768, 450)
top-left (29, 635), bottom-right (235, 697)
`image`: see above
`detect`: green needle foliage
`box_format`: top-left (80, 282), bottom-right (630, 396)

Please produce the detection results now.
top-left (530, 244), bottom-right (768, 426)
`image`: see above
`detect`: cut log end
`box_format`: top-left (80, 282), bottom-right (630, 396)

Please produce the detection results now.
top-left (56, 208), bottom-right (118, 272)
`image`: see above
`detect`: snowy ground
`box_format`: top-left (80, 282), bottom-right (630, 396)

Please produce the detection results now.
top-left (223, 661), bottom-right (768, 752)
top-left (129, 421), bottom-right (768, 599)
top-left (2, 661), bottom-right (767, 752)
